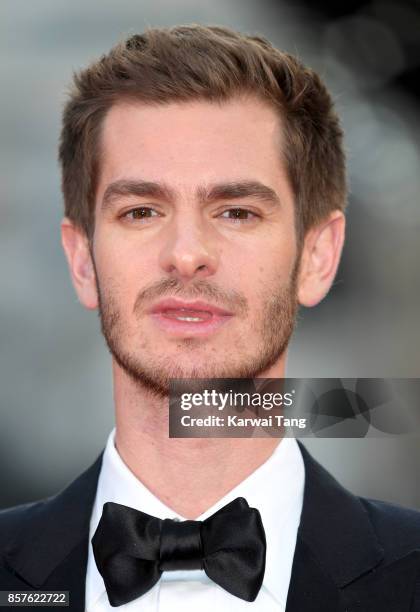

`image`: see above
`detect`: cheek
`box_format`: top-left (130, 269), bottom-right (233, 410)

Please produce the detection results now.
top-left (95, 234), bottom-right (154, 283)
top-left (94, 249), bottom-right (138, 311)
top-left (253, 239), bottom-right (296, 285)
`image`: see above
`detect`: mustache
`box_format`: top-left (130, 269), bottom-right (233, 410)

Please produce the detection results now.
top-left (133, 277), bottom-right (249, 316)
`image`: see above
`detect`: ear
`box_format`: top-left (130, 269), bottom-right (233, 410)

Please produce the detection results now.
top-left (61, 217), bottom-right (98, 310)
top-left (297, 210), bottom-right (345, 307)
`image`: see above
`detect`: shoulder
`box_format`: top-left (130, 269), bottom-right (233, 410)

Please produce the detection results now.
top-left (359, 495), bottom-right (420, 560)
top-left (0, 499), bottom-right (49, 553)
top-left (297, 439), bottom-right (420, 587)
top-left (0, 451), bottom-right (103, 568)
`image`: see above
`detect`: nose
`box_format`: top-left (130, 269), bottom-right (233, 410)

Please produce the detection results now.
top-left (158, 218), bottom-right (219, 281)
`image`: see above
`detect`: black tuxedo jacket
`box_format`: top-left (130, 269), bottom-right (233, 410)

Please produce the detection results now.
top-left (0, 441), bottom-right (419, 611)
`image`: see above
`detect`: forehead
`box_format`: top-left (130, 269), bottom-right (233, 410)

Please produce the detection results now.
top-left (96, 95), bottom-right (290, 201)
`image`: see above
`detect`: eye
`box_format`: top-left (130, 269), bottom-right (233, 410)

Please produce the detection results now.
top-left (219, 208), bottom-right (259, 223)
top-left (121, 207), bottom-right (160, 222)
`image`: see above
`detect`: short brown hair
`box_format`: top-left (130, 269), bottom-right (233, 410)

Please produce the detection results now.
top-left (59, 24), bottom-right (347, 243)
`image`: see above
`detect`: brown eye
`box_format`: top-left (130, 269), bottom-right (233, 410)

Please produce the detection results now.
top-left (122, 207), bottom-right (159, 221)
top-left (220, 208), bottom-right (258, 222)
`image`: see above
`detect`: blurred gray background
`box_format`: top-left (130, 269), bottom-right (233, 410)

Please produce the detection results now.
top-left (1, 0), bottom-right (419, 510)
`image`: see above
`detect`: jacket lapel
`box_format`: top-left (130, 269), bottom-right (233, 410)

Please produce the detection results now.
top-left (286, 441), bottom-right (384, 611)
top-left (284, 537), bottom-right (341, 611)
top-left (3, 451), bottom-right (104, 611)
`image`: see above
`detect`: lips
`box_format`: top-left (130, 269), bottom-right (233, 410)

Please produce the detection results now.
top-left (147, 298), bottom-right (233, 336)
top-left (148, 299), bottom-right (233, 318)
top-left (159, 308), bottom-right (213, 322)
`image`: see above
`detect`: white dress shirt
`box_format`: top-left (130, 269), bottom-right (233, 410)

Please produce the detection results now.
top-left (85, 430), bottom-right (305, 611)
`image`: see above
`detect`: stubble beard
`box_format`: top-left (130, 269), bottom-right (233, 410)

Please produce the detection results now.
top-left (93, 259), bottom-right (301, 399)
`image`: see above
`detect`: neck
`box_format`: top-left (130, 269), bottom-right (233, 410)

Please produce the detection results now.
top-left (113, 359), bottom-right (286, 519)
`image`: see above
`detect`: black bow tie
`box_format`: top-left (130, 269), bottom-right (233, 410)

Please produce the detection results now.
top-left (91, 497), bottom-right (266, 606)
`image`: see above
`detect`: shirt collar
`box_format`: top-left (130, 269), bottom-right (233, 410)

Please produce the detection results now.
top-left (87, 429), bottom-right (305, 608)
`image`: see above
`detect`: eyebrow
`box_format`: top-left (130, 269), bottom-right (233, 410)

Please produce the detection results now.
top-left (100, 179), bottom-right (282, 212)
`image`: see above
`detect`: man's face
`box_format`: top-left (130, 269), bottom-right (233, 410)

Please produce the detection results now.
top-left (91, 95), bottom-right (300, 396)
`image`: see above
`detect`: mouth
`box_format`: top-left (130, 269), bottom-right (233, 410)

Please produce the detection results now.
top-left (147, 299), bottom-right (234, 337)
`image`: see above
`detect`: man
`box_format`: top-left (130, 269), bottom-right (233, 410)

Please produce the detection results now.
top-left (0, 24), bottom-right (419, 612)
